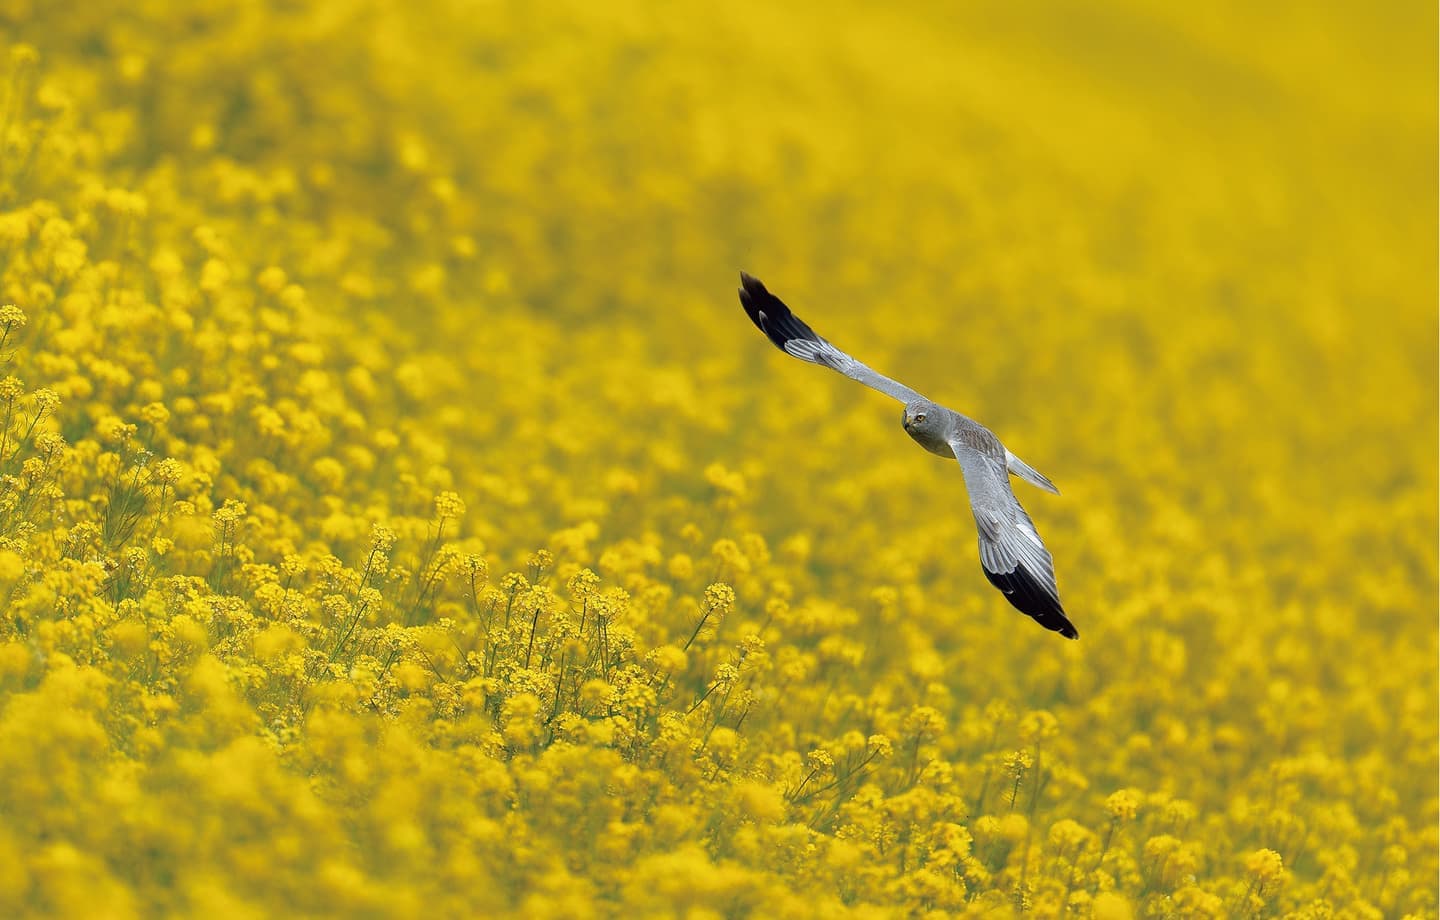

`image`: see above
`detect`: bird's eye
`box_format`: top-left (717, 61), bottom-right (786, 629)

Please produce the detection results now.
top-left (914, 413), bottom-right (926, 423)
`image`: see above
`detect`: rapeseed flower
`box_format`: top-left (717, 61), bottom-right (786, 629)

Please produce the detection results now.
top-left (0, 1), bottom-right (1433, 917)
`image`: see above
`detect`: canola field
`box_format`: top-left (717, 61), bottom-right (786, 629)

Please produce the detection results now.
top-left (0, 1), bottom-right (1436, 917)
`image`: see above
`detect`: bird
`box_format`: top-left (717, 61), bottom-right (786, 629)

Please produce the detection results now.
top-left (737, 272), bottom-right (1078, 639)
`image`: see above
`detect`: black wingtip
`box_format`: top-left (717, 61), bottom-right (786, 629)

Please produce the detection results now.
top-left (736, 272), bottom-right (824, 352)
top-left (984, 566), bottom-right (1079, 640)
top-left (737, 272), bottom-right (771, 326)
top-left (738, 273), bottom-right (766, 311)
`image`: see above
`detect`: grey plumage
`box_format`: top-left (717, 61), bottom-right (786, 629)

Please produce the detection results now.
top-left (738, 272), bottom-right (1077, 640)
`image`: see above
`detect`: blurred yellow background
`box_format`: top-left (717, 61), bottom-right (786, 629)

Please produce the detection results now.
top-left (0, 0), bottom-right (1434, 916)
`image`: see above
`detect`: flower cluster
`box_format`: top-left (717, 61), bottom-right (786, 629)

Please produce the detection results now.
top-left (0, 2), bottom-right (1434, 918)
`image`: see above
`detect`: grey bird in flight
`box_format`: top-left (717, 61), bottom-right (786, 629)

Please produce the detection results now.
top-left (738, 273), bottom-right (1078, 639)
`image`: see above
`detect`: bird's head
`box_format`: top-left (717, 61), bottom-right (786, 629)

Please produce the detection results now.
top-left (902, 399), bottom-right (944, 439)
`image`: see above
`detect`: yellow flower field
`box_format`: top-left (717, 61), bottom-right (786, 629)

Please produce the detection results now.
top-left (0, 1), bottom-right (1435, 917)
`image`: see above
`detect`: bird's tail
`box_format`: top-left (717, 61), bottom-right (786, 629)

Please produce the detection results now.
top-left (1006, 450), bottom-right (1060, 494)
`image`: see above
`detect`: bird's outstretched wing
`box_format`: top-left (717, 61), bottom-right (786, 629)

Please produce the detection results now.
top-left (738, 273), bottom-right (923, 404)
top-left (951, 442), bottom-right (1078, 639)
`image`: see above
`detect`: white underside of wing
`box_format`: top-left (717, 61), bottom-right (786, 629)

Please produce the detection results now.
top-left (783, 339), bottom-right (830, 364)
top-left (783, 340), bottom-right (921, 403)
top-left (955, 445), bottom-right (1059, 599)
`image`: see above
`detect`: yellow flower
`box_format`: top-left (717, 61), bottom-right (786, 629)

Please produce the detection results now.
top-left (1091, 892), bottom-right (1134, 920)
top-left (646, 644), bottom-right (688, 674)
top-left (1018, 709), bottom-right (1059, 743)
top-left (1106, 789), bottom-right (1141, 822)
top-left (8, 44), bottom-right (38, 67)
top-left (1245, 848), bottom-right (1287, 887)
top-left (256, 266), bottom-right (288, 295)
top-left (434, 491), bottom-right (467, 521)
top-left (0, 550), bottom-right (24, 582)
top-left (702, 582), bottom-right (734, 614)
top-left (139, 402), bottom-right (170, 427)
top-left (666, 553), bottom-right (694, 580)
top-left (703, 462), bottom-right (747, 498)
top-left (1004, 749), bottom-right (1033, 778)
top-left (198, 258), bottom-right (231, 293)
top-left (0, 304), bottom-right (26, 328)
top-left (212, 500), bottom-right (247, 526)
top-left (152, 457), bottom-right (183, 484)
top-left (734, 780), bottom-right (787, 823)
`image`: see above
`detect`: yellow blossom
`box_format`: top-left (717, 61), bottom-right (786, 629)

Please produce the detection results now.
top-left (0, 551), bottom-right (24, 582)
top-left (1106, 789), bottom-right (1142, 822)
top-left (1246, 848), bottom-right (1287, 888)
top-left (1092, 892), bottom-right (1134, 920)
